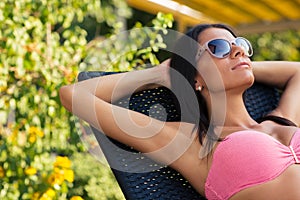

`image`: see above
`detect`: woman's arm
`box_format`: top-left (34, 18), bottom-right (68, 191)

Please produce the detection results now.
top-left (61, 59), bottom-right (171, 111)
top-left (59, 60), bottom-right (192, 157)
top-left (59, 60), bottom-right (198, 167)
top-left (252, 61), bottom-right (300, 126)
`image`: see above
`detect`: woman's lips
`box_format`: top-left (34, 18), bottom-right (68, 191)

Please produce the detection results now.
top-left (232, 62), bottom-right (250, 70)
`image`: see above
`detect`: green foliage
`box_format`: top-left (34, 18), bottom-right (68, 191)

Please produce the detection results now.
top-left (0, 126), bottom-right (75, 199)
top-left (81, 12), bottom-right (174, 72)
top-left (0, 0), bottom-right (101, 153)
top-left (0, 0), bottom-right (174, 199)
top-left (246, 30), bottom-right (300, 61)
top-left (70, 152), bottom-right (125, 200)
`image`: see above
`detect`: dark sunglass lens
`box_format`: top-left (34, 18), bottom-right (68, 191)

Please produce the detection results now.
top-left (236, 38), bottom-right (253, 56)
top-left (208, 39), bottom-right (231, 58)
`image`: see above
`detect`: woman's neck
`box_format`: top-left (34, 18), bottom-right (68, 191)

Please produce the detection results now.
top-left (205, 90), bottom-right (257, 129)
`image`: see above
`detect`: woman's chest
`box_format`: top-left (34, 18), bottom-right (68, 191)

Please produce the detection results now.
top-left (220, 122), bottom-right (298, 146)
top-left (260, 124), bottom-right (298, 146)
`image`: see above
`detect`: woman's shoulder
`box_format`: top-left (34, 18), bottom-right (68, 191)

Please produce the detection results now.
top-left (256, 114), bottom-right (297, 127)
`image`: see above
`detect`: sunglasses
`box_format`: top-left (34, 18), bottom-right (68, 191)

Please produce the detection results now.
top-left (196, 37), bottom-right (253, 59)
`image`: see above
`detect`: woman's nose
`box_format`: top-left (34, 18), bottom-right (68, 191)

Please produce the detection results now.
top-left (230, 44), bottom-right (246, 58)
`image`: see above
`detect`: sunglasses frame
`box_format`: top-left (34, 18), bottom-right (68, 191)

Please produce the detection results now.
top-left (196, 37), bottom-right (253, 60)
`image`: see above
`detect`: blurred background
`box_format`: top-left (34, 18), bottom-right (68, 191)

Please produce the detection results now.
top-left (0, 0), bottom-right (300, 199)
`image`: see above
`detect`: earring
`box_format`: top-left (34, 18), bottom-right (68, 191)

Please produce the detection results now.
top-left (198, 86), bottom-right (202, 92)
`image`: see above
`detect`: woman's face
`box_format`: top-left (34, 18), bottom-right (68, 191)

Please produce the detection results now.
top-left (195, 27), bottom-right (254, 93)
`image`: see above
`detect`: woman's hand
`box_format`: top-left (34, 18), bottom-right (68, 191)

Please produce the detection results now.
top-left (252, 61), bottom-right (300, 89)
top-left (155, 59), bottom-right (171, 89)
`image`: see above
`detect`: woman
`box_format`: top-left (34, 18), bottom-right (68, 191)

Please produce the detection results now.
top-left (59, 23), bottom-right (300, 199)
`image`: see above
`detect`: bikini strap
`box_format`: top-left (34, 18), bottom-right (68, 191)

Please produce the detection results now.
top-left (256, 115), bottom-right (297, 127)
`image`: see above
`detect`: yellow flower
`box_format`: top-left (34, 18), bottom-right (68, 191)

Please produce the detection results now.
top-left (28, 126), bottom-right (44, 143)
top-left (39, 188), bottom-right (56, 200)
top-left (8, 128), bottom-right (18, 143)
top-left (48, 172), bottom-right (64, 186)
top-left (36, 129), bottom-right (44, 137)
top-left (0, 166), bottom-right (5, 178)
top-left (25, 166), bottom-right (37, 175)
top-left (29, 126), bottom-right (43, 136)
top-left (70, 196), bottom-right (84, 200)
top-left (0, 85), bottom-right (6, 93)
top-left (45, 188), bottom-right (56, 197)
top-left (53, 156), bottom-right (71, 169)
top-left (28, 135), bottom-right (37, 143)
top-left (63, 169), bottom-right (74, 183)
top-left (31, 192), bottom-right (40, 200)
top-left (53, 167), bottom-right (74, 183)
top-left (47, 174), bottom-right (55, 185)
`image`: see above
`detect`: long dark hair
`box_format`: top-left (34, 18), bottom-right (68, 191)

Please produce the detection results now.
top-left (169, 24), bottom-right (237, 148)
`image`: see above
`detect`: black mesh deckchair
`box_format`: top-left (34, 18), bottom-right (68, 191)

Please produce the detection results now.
top-left (77, 71), bottom-right (280, 200)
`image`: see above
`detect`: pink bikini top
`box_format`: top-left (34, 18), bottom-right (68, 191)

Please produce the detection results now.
top-left (205, 129), bottom-right (300, 200)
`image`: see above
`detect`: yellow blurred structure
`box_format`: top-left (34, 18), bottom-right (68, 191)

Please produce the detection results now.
top-left (127, 0), bottom-right (300, 34)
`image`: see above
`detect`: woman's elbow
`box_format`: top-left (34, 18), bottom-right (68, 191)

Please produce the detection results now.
top-left (59, 85), bottom-right (73, 112)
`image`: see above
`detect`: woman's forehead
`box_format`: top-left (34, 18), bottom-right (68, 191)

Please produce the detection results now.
top-left (197, 28), bottom-right (235, 44)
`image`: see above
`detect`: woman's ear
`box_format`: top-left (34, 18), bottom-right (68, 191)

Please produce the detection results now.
top-left (195, 80), bottom-right (205, 92)
top-left (194, 74), bottom-right (205, 91)
top-left (194, 80), bottom-right (200, 91)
